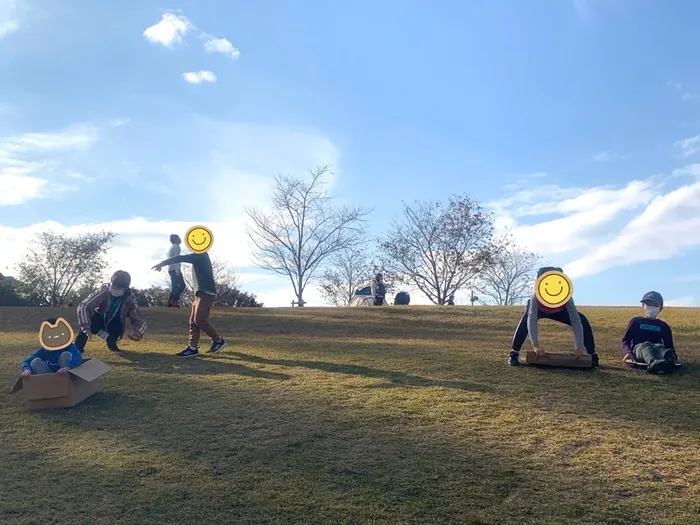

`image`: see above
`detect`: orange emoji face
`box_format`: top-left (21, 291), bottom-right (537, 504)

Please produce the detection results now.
top-left (39, 318), bottom-right (75, 351)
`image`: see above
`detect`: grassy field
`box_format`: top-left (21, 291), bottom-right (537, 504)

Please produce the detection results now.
top-left (1, 305), bottom-right (699, 525)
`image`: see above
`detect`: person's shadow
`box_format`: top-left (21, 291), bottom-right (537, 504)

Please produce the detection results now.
top-left (225, 352), bottom-right (493, 392)
top-left (113, 350), bottom-right (292, 380)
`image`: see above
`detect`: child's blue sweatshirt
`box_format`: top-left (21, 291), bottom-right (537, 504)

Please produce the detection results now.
top-left (20, 343), bottom-right (83, 372)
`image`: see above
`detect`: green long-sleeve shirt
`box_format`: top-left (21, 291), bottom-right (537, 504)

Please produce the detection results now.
top-left (159, 252), bottom-right (216, 295)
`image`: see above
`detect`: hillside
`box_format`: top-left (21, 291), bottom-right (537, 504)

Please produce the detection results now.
top-left (1, 305), bottom-right (699, 525)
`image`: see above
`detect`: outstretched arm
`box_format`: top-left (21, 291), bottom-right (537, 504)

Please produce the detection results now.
top-left (153, 254), bottom-right (196, 269)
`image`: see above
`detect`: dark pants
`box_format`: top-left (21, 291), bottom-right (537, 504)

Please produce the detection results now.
top-left (189, 293), bottom-right (220, 347)
top-left (75, 312), bottom-right (123, 352)
top-left (169, 270), bottom-right (186, 303)
top-left (633, 342), bottom-right (667, 364)
top-left (511, 300), bottom-right (596, 354)
top-left (374, 296), bottom-right (385, 306)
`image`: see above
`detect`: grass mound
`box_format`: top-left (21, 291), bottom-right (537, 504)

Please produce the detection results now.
top-left (1, 305), bottom-right (699, 524)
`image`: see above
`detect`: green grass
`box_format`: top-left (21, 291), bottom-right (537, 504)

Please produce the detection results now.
top-left (1, 305), bottom-right (699, 525)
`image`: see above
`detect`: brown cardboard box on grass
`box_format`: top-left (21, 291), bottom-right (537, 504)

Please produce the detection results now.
top-left (11, 358), bottom-right (112, 410)
top-left (525, 351), bottom-right (592, 369)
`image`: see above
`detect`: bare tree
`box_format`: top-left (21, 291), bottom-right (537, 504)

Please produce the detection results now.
top-left (474, 235), bottom-right (541, 305)
top-left (245, 165), bottom-right (370, 306)
top-left (16, 230), bottom-right (116, 306)
top-left (378, 195), bottom-right (495, 305)
top-left (160, 256), bottom-right (239, 306)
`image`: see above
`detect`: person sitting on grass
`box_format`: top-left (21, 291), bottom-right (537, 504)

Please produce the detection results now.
top-left (508, 266), bottom-right (600, 367)
top-left (20, 318), bottom-right (83, 377)
top-left (621, 291), bottom-right (678, 374)
top-left (75, 270), bottom-right (147, 353)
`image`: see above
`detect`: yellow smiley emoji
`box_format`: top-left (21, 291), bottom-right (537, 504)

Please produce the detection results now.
top-left (185, 225), bottom-right (214, 253)
top-left (535, 270), bottom-right (573, 308)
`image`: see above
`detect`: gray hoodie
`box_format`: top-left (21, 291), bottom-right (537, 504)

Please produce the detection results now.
top-left (527, 295), bottom-right (584, 349)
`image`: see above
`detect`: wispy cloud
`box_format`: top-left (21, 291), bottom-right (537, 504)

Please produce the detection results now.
top-left (183, 70), bottom-right (217, 84)
top-left (143, 13), bottom-right (191, 48)
top-left (488, 167), bottom-right (700, 280)
top-left (674, 135), bottom-right (700, 157)
top-left (665, 296), bottom-right (695, 307)
top-left (592, 151), bottom-right (623, 162)
top-left (203, 37), bottom-right (240, 59)
top-left (0, 0), bottom-right (21, 38)
top-left (667, 80), bottom-right (699, 101)
top-left (0, 124), bottom-right (99, 205)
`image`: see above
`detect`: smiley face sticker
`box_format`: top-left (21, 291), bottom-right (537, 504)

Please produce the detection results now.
top-left (185, 225), bottom-right (214, 253)
top-left (535, 269), bottom-right (573, 309)
top-left (39, 318), bottom-right (75, 351)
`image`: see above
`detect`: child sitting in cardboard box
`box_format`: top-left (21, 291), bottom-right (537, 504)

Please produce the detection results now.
top-left (20, 318), bottom-right (83, 376)
top-left (621, 291), bottom-right (680, 374)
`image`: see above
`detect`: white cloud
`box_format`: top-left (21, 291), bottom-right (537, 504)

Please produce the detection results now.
top-left (143, 13), bottom-right (191, 47)
top-left (0, 119), bottom-right (343, 305)
top-left (0, 124), bottom-right (97, 159)
top-left (665, 296), bottom-right (695, 307)
top-left (0, 124), bottom-right (99, 205)
top-left (488, 167), bottom-right (700, 279)
top-left (592, 151), bottom-right (619, 162)
top-left (667, 80), bottom-right (699, 101)
top-left (204, 37), bottom-right (240, 59)
top-left (183, 70), bottom-right (216, 84)
top-left (674, 135), bottom-right (700, 157)
top-left (0, 0), bottom-right (20, 38)
top-left (564, 179), bottom-right (700, 278)
top-left (0, 169), bottom-right (47, 205)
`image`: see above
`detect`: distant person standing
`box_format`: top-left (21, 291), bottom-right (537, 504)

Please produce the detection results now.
top-left (447, 294), bottom-right (455, 305)
top-left (371, 273), bottom-right (386, 306)
top-left (167, 234), bottom-right (186, 307)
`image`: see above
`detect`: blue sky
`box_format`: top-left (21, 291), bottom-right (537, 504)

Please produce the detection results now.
top-left (1, 0), bottom-right (700, 307)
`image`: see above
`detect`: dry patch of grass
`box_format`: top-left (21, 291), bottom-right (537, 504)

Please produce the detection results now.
top-left (1, 305), bottom-right (699, 524)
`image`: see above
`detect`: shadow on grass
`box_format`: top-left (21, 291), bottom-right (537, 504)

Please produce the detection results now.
top-left (22, 373), bottom-right (649, 525)
top-left (225, 352), bottom-right (494, 392)
top-left (113, 350), bottom-right (292, 381)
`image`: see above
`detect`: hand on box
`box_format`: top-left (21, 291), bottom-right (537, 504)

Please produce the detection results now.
top-left (21, 369), bottom-right (31, 377)
top-left (574, 346), bottom-right (585, 358)
top-left (57, 367), bottom-right (70, 375)
top-left (533, 345), bottom-right (546, 356)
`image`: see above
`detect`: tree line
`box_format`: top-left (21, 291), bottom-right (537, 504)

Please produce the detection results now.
top-left (0, 231), bottom-right (262, 308)
top-left (0, 164), bottom-right (542, 308)
top-left (244, 165), bottom-right (542, 306)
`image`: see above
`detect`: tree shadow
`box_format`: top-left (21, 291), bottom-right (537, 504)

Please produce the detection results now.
top-left (225, 352), bottom-right (493, 392)
top-left (24, 374), bottom-right (650, 525)
top-left (113, 350), bottom-right (291, 381)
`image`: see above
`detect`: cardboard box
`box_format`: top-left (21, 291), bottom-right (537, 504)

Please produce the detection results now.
top-left (11, 358), bottom-right (112, 410)
top-left (524, 351), bottom-right (592, 369)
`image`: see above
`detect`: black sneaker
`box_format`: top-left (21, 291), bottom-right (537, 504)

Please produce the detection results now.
top-left (207, 338), bottom-right (227, 354)
top-left (647, 358), bottom-right (667, 374)
top-left (107, 343), bottom-right (122, 352)
top-left (508, 351), bottom-right (520, 366)
top-left (176, 347), bottom-right (199, 358)
top-left (591, 353), bottom-right (600, 368)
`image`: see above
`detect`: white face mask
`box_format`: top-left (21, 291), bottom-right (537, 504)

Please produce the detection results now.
top-left (110, 288), bottom-right (125, 297)
top-left (644, 305), bottom-right (660, 319)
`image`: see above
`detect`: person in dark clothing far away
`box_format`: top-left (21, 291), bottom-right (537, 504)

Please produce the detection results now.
top-left (371, 273), bottom-right (386, 306)
top-left (152, 226), bottom-right (226, 357)
top-left (167, 234), bottom-right (186, 307)
top-left (75, 270), bottom-right (147, 353)
top-left (508, 266), bottom-right (600, 367)
top-left (621, 291), bottom-right (679, 374)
